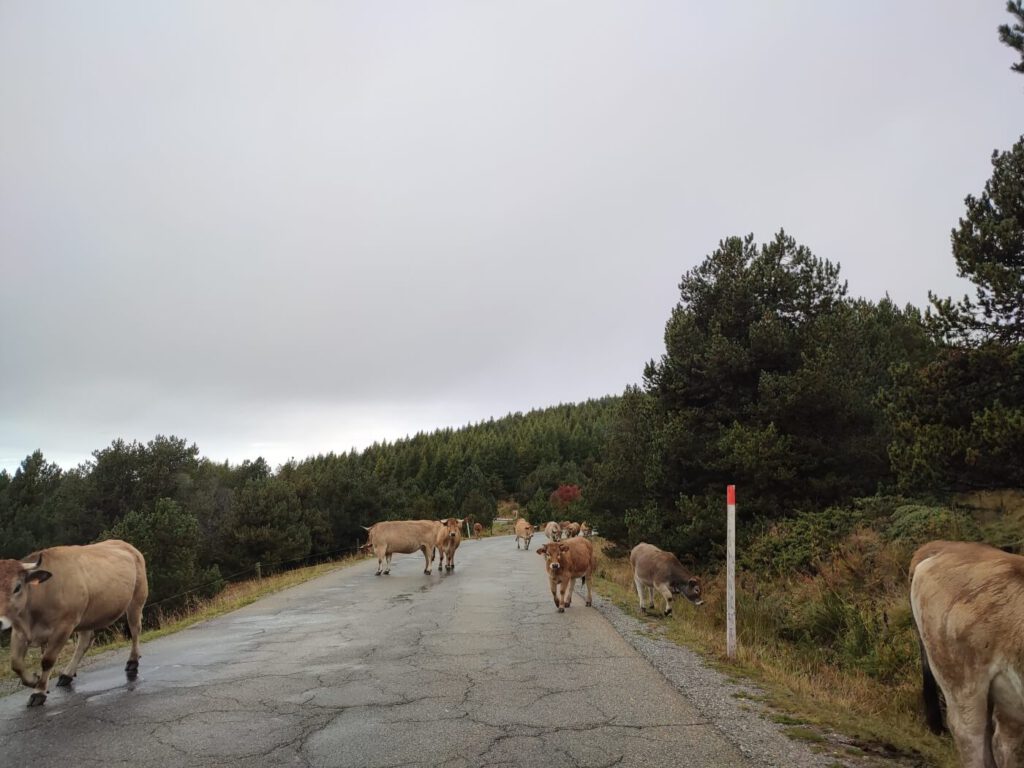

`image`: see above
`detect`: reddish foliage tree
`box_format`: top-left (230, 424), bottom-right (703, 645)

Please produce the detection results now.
top-left (549, 484), bottom-right (582, 512)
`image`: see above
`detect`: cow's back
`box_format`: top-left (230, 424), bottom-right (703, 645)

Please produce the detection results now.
top-left (630, 543), bottom-right (662, 584)
top-left (371, 520), bottom-right (441, 554)
top-left (564, 537), bottom-right (595, 577)
top-left (25, 540), bottom-right (146, 632)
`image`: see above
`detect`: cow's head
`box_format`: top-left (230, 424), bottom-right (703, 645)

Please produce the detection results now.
top-left (439, 518), bottom-right (463, 539)
top-left (671, 576), bottom-right (704, 606)
top-left (0, 556), bottom-right (52, 631)
top-left (536, 543), bottom-right (570, 573)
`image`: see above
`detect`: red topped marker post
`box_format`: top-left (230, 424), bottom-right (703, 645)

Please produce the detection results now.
top-left (726, 485), bottom-right (737, 659)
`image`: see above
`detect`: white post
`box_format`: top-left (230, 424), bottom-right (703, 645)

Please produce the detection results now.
top-left (726, 485), bottom-right (737, 659)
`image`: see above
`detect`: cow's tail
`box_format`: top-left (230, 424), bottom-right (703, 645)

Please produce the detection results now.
top-left (918, 637), bottom-right (945, 735)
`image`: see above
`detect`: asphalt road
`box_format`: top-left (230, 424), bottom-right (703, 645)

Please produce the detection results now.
top-left (0, 535), bottom-right (752, 768)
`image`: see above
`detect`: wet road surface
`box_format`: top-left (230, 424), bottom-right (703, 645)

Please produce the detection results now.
top-left (0, 535), bottom-right (751, 767)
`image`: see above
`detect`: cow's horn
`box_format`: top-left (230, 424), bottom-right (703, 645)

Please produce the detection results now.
top-left (360, 526), bottom-right (372, 531)
top-left (21, 555), bottom-right (41, 570)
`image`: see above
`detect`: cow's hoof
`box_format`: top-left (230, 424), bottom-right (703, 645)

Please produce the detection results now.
top-left (424, 570), bottom-right (431, 575)
top-left (664, 609), bottom-right (672, 617)
top-left (557, 607), bottom-right (565, 613)
top-left (375, 572), bottom-right (382, 576)
top-left (27, 693), bottom-right (46, 707)
top-left (56, 674), bottom-right (74, 688)
top-left (383, 571), bottom-right (390, 575)
top-left (125, 660), bottom-right (139, 680)
top-left (586, 601), bottom-right (592, 607)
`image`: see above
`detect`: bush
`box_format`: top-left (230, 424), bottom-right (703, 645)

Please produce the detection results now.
top-left (884, 504), bottom-right (982, 548)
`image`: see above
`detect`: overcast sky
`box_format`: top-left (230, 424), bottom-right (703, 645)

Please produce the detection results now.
top-left (1, 2), bottom-right (1022, 474)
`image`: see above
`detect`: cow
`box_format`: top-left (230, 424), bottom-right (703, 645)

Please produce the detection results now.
top-left (514, 518), bottom-right (535, 550)
top-left (910, 540), bottom-right (1024, 767)
top-left (544, 521), bottom-right (562, 541)
top-left (473, 522), bottom-right (484, 540)
top-left (565, 522), bottom-right (581, 538)
top-left (434, 517), bottom-right (464, 572)
top-left (560, 520), bottom-right (574, 536)
top-left (580, 522), bottom-right (593, 537)
top-left (361, 520), bottom-right (442, 576)
top-left (629, 542), bottom-right (703, 617)
top-left (536, 537), bottom-right (595, 612)
top-left (0, 539), bottom-right (148, 707)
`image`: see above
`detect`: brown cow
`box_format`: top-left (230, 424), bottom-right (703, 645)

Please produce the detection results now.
top-left (536, 537), bottom-right (595, 612)
top-left (560, 520), bottom-right (574, 537)
top-left (473, 522), bottom-right (483, 540)
top-left (911, 540), bottom-right (1024, 767)
top-left (0, 539), bottom-right (148, 707)
top-left (580, 522), bottom-right (593, 537)
top-left (514, 518), bottom-right (535, 550)
top-left (434, 517), bottom-right (464, 572)
top-left (544, 521), bottom-right (562, 541)
top-left (565, 522), bottom-right (581, 538)
top-left (629, 542), bottom-right (703, 617)
top-left (362, 520), bottom-right (442, 576)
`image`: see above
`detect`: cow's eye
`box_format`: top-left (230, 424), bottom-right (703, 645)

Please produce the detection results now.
top-left (13, 582), bottom-right (22, 595)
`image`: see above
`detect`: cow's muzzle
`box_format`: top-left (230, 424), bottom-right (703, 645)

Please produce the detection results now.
top-left (0, 616), bottom-right (10, 631)
top-left (550, 563), bottom-right (561, 571)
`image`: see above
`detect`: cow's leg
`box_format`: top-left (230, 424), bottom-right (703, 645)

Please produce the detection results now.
top-left (57, 630), bottom-right (95, 687)
top-left (517, 536), bottom-right (521, 550)
top-left (9, 628), bottom-right (33, 688)
top-left (564, 578), bottom-right (576, 608)
top-left (584, 572), bottom-right (593, 607)
top-left (525, 537), bottom-right (531, 551)
top-left (945, 688), bottom-right (993, 768)
top-left (634, 576), bottom-right (647, 614)
top-left (28, 627), bottom-right (74, 706)
top-left (126, 595), bottom-right (145, 679)
top-left (657, 583), bottom-right (674, 616)
top-left (422, 545), bottom-right (432, 575)
top-left (992, 710), bottom-right (1024, 768)
top-left (448, 547), bottom-right (455, 571)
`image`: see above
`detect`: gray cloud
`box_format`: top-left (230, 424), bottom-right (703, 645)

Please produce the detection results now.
top-left (2, 1), bottom-right (1022, 472)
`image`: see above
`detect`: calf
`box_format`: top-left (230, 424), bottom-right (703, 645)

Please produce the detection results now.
top-left (434, 517), bottom-right (464, 572)
top-left (536, 537), bottom-right (595, 612)
top-left (514, 518), bottom-right (535, 550)
top-left (629, 542), bottom-right (703, 617)
top-left (362, 520), bottom-right (442, 575)
top-left (473, 522), bottom-right (483, 540)
top-left (911, 540), bottom-right (1024, 767)
top-left (544, 521), bottom-right (562, 541)
top-left (0, 539), bottom-right (148, 706)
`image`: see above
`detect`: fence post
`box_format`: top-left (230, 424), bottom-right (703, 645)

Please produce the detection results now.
top-left (255, 562), bottom-right (262, 580)
top-left (726, 485), bottom-right (737, 659)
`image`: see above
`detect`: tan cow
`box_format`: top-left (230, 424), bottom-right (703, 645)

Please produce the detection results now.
top-left (434, 517), bottom-right (464, 572)
top-left (544, 521), bottom-right (562, 541)
top-left (0, 539), bottom-right (148, 707)
top-left (536, 537), bottom-right (595, 612)
top-left (514, 518), bottom-right (535, 550)
top-left (560, 520), bottom-right (574, 536)
top-left (629, 542), bottom-right (703, 617)
top-left (565, 522), bottom-right (581, 538)
top-left (580, 522), bottom-right (593, 537)
top-left (362, 520), bottom-right (442, 576)
top-left (473, 522), bottom-right (484, 540)
top-left (910, 540), bottom-right (1024, 767)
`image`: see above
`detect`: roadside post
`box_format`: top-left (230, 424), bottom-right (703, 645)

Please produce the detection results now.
top-left (727, 485), bottom-right (736, 659)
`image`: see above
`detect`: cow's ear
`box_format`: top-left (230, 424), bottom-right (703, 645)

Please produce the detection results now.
top-left (26, 570), bottom-right (52, 584)
top-left (536, 546), bottom-right (547, 555)
top-left (559, 544), bottom-right (570, 553)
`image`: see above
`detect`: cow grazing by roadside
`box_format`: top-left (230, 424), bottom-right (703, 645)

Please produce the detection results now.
top-left (910, 540), bottom-right (1024, 767)
top-left (362, 520), bottom-right (442, 575)
top-left (580, 522), bottom-right (592, 537)
top-left (565, 522), bottom-right (581, 538)
top-left (544, 521), bottom-right (562, 541)
top-left (0, 539), bottom-right (148, 707)
top-left (434, 517), bottom-right (464, 572)
top-left (629, 543), bottom-right (703, 617)
top-left (514, 518), bottom-right (535, 550)
top-left (536, 537), bottom-right (595, 612)
top-left (473, 522), bottom-right (483, 540)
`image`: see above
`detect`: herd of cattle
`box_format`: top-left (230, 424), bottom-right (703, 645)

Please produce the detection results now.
top-left (0, 524), bottom-right (1020, 767)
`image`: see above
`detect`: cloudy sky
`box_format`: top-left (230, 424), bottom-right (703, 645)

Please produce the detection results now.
top-left (1, 2), bottom-right (1022, 474)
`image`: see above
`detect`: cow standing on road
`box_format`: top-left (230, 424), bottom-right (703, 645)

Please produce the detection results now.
top-left (0, 539), bottom-right (149, 707)
top-left (434, 517), bottom-right (464, 572)
top-left (362, 520), bottom-right (442, 576)
top-left (629, 543), bottom-right (703, 617)
top-left (473, 522), bottom-right (483, 540)
top-left (536, 537), bottom-right (595, 612)
top-left (911, 540), bottom-right (1024, 767)
top-left (544, 521), bottom-right (562, 541)
top-left (514, 518), bottom-right (535, 550)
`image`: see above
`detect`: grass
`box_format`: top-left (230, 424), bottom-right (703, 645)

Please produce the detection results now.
top-left (591, 540), bottom-right (957, 768)
top-left (0, 553), bottom-right (365, 686)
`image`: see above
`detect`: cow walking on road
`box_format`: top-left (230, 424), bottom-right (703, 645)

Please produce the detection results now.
top-left (473, 522), bottom-right (483, 540)
top-left (0, 539), bottom-right (149, 707)
top-left (911, 540), bottom-right (1024, 768)
top-left (362, 520), bottom-right (442, 576)
top-left (536, 537), bottom-right (595, 612)
top-left (629, 543), bottom-right (703, 617)
top-left (514, 518), bottom-right (535, 550)
top-left (434, 517), bottom-right (464, 572)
